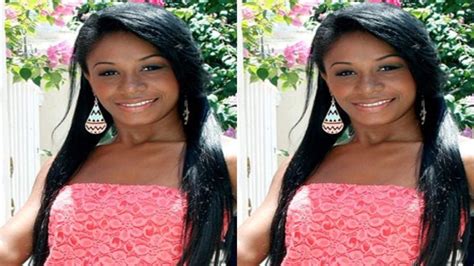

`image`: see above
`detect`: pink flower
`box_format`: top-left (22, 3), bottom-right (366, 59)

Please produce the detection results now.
top-left (291, 17), bottom-right (303, 27)
top-left (368, 0), bottom-right (401, 7)
top-left (51, 1), bottom-right (84, 27)
top-left (283, 41), bottom-right (310, 67)
top-left (224, 128), bottom-right (236, 139)
top-left (6, 48), bottom-right (12, 58)
top-left (242, 7), bottom-right (255, 20)
top-left (288, 3), bottom-right (313, 26)
top-left (54, 17), bottom-right (66, 27)
top-left (149, 0), bottom-right (165, 6)
top-left (54, 4), bottom-right (75, 17)
top-left (243, 48), bottom-right (250, 58)
top-left (289, 4), bottom-right (312, 17)
top-left (129, 0), bottom-right (165, 6)
top-left (461, 128), bottom-right (473, 138)
top-left (5, 7), bottom-right (18, 20)
top-left (47, 41), bottom-right (73, 68)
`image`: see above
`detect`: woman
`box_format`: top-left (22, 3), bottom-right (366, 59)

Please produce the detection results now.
top-left (238, 3), bottom-right (474, 265)
top-left (0, 3), bottom-right (236, 265)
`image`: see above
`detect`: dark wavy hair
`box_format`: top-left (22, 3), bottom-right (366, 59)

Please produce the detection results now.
top-left (269, 3), bottom-right (470, 265)
top-left (31, 3), bottom-right (234, 265)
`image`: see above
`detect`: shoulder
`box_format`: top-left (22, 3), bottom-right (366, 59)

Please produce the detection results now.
top-left (458, 136), bottom-right (474, 193)
top-left (221, 136), bottom-right (237, 194)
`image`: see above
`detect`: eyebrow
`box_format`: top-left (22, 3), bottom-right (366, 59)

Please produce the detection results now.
top-left (329, 53), bottom-right (401, 68)
top-left (93, 53), bottom-right (163, 68)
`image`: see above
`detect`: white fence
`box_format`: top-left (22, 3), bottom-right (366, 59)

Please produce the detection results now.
top-left (0, 76), bottom-right (42, 223)
top-left (237, 75), bottom-right (279, 224)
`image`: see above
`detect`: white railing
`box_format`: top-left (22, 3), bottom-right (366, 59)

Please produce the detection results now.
top-left (0, 0), bottom-right (11, 226)
top-left (7, 76), bottom-right (41, 218)
top-left (237, 74), bottom-right (278, 224)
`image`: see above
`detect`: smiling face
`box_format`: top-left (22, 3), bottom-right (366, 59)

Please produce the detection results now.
top-left (85, 31), bottom-right (180, 128)
top-left (321, 31), bottom-right (418, 128)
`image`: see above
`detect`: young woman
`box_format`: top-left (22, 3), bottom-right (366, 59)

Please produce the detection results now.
top-left (238, 3), bottom-right (474, 265)
top-left (0, 3), bottom-right (236, 265)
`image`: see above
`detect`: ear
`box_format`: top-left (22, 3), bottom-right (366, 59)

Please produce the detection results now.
top-left (320, 72), bottom-right (328, 82)
top-left (83, 73), bottom-right (96, 96)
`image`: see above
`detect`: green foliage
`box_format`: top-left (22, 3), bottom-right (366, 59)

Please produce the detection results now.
top-left (243, 0), bottom-right (306, 91)
top-left (404, 1), bottom-right (473, 129)
top-left (167, 0), bottom-right (237, 130)
top-left (5, 1), bottom-right (68, 90)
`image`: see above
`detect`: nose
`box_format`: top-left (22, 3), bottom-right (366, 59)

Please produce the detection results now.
top-left (356, 73), bottom-right (383, 93)
top-left (119, 73), bottom-right (146, 93)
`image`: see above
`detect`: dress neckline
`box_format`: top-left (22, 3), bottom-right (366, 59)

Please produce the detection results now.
top-left (302, 182), bottom-right (419, 193)
top-left (64, 182), bottom-right (182, 193)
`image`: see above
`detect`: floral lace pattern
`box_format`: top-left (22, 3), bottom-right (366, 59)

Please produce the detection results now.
top-left (45, 183), bottom-right (186, 265)
top-left (282, 183), bottom-right (424, 266)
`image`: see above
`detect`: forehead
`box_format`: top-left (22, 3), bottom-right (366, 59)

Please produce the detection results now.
top-left (324, 31), bottom-right (398, 64)
top-left (87, 31), bottom-right (159, 63)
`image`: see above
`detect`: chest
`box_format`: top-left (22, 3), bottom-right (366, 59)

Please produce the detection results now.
top-left (310, 143), bottom-right (421, 187)
top-left (71, 143), bottom-right (184, 186)
top-left (46, 184), bottom-right (186, 264)
top-left (282, 184), bottom-right (423, 264)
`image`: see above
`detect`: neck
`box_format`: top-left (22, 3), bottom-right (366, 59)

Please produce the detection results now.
top-left (350, 112), bottom-right (422, 146)
top-left (113, 112), bottom-right (186, 146)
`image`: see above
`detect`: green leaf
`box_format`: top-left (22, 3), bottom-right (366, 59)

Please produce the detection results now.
top-left (32, 76), bottom-right (42, 86)
top-left (19, 68), bottom-right (32, 81)
top-left (256, 68), bottom-right (269, 80)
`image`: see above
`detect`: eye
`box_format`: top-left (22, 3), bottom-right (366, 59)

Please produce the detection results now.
top-left (335, 70), bottom-right (356, 77)
top-left (98, 70), bottom-right (118, 77)
top-left (379, 65), bottom-right (401, 72)
top-left (142, 65), bottom-right (163, 72)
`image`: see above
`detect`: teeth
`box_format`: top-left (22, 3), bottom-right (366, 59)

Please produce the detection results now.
top-left (121, 99), bottom-right (155, 107)
top-left (358, 99), bottom-right (391, 107)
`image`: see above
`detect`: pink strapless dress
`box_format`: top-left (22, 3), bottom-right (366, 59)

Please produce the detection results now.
top-left (45, 183), bottom-right (186, 265)
top-left (282, 183), bottom-right (424, 266)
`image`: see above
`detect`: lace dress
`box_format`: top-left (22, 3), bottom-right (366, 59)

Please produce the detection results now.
top-left (45, 183), bottom-right (186, 265)
top-left (282, 183), bottom-right (424, 265)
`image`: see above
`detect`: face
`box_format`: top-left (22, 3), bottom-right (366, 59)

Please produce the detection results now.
top-left (85, 31), bottom-right (180, 128)
top-left (321, 31), bottom-right (417, 128)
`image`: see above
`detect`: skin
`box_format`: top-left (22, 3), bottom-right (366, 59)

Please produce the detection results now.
top-left (237, 31), bottom-right (474, 265)
top-left (0, 31), bottom-right (237, 264)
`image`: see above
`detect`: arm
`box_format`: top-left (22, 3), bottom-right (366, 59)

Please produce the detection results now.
top-left (221, 136), bottom-right (237, 198)
top-left (459, 136), bottom-right (474, 197)
top-left (0, 158), bottom-right (53, 265)
top-left (237, 159), bottom-right (290, 265)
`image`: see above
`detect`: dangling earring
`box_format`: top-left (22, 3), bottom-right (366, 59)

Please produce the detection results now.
top-left (85, 97), bottom-right (107, 134)
top-left (420, 96), bottom-right (426, 125)
top-left (182, 97), bottom-right (190, 126)
top-left (322, 97), bottom-right (344, 134)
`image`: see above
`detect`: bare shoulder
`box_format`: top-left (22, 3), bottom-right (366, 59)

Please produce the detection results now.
top-left (221, 136), bottom-right (238, 194)
top-left (459, 136), bottom-right (474, 191)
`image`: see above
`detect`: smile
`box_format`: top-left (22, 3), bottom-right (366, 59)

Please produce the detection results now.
top-left (117, 98), bottom-right (158, 112)
top-left (356, 99), bottom-right (393, 107)
top-left (353, 98), bottom-right (395, 112)
top-left (119, 99), bottom-right (156, 107)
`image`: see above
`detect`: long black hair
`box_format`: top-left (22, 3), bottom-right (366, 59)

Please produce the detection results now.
top-left (31, 3), bottom-right (234, 265)
top-left (269, 3), bottom-right (470, 265)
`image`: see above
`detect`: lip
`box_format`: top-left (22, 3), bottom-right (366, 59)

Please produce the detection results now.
top-left (352, 98), bottom-right (395, 112)
top-left (116, 98), bottom-right (158, 112)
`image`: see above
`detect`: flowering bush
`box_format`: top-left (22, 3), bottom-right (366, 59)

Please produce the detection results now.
top-left (243, 0), bottom-right (311, 90)
top-left (5, 0), bottom-right (81, 90)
